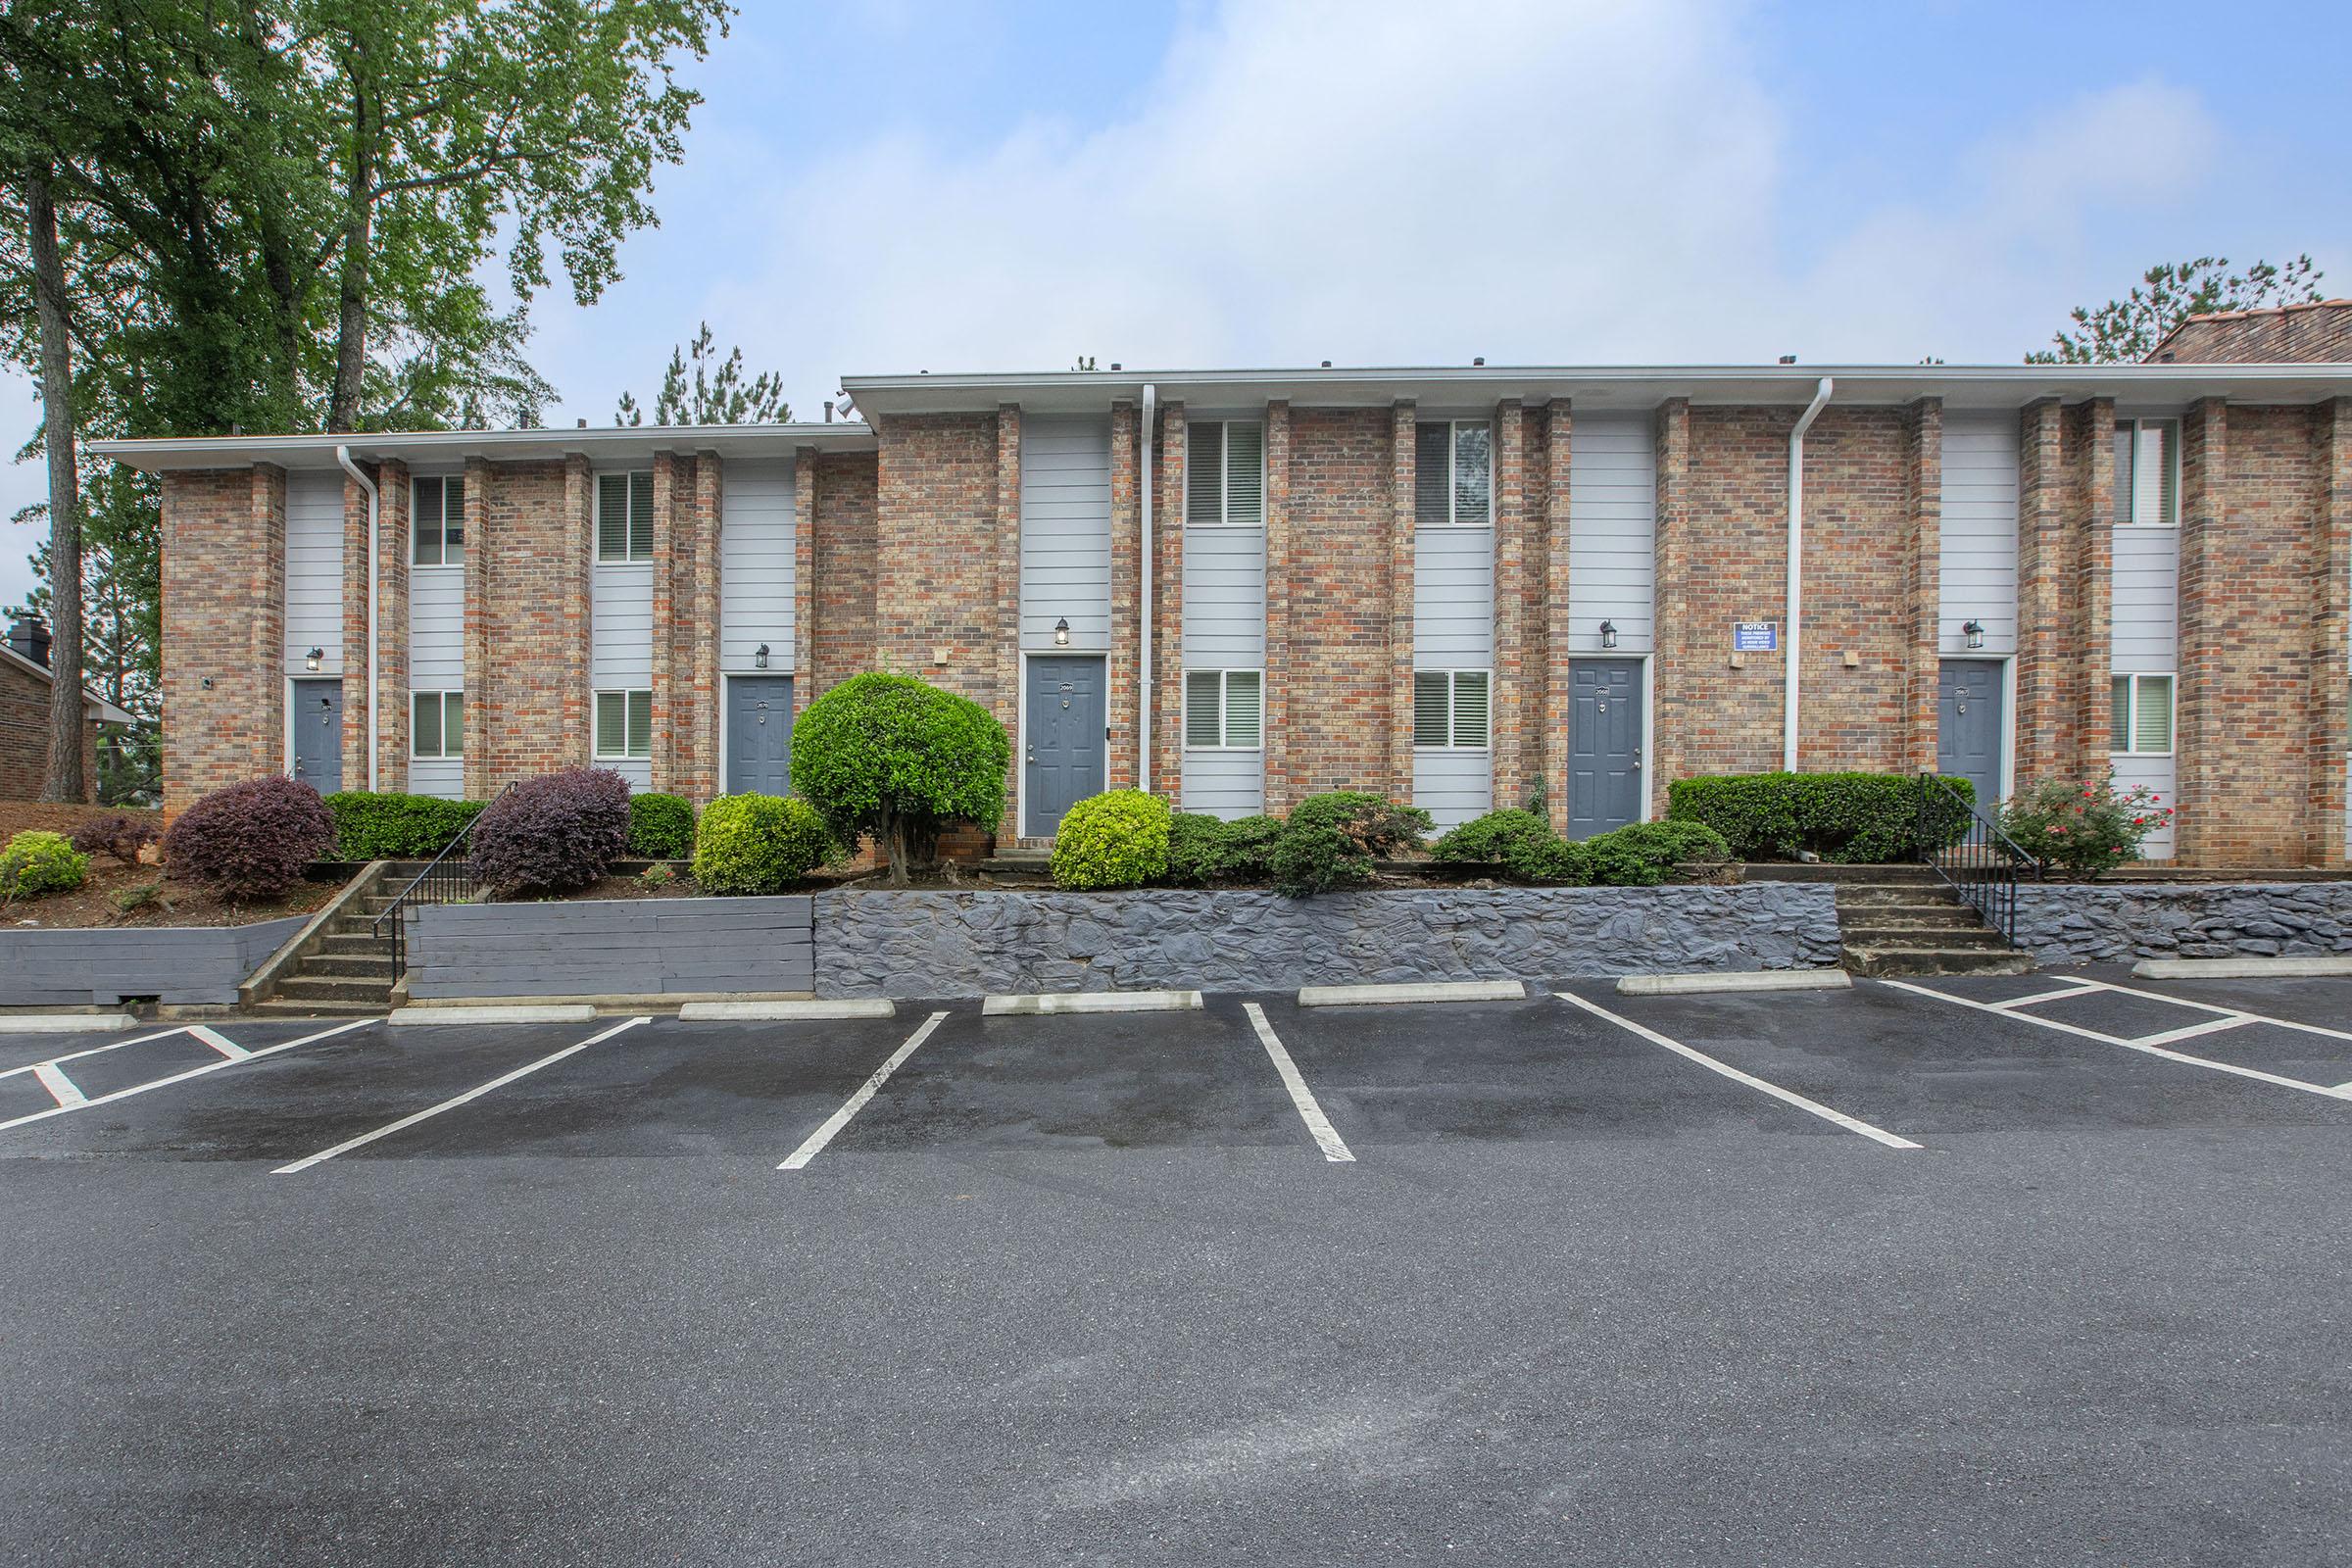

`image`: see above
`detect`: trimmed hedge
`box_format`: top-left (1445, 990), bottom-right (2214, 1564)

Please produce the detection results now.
top-left (1430, 808), bottom-right (1576, 883)
top-left (0, 830), bottom-right (90, 899)
top-left (1666, 771), bottom-right (1973, 863)
top-left (1578, 819), bottom-right (1733, 886)
top-left (790, 672), bottom-right (1011, 883)
top-left (469, 768), bottom-right (631, 896)
top-left (1268, 792), bottom-right (1433, 897)
top-left (1051, 791), bottom-right (1173, 890)
top-left (1432, 809), bottom-right (1733, 886)
top-left (162, 775), bottom-right (340, 901)
top-left (627, 792), bottom-right (697, 859)
top-left (323, 791), bottom-right (486, 860)
top-left (692, 794), bottom-right (835, 895)
top-left (1162, 812), bottom-right (1285, 887)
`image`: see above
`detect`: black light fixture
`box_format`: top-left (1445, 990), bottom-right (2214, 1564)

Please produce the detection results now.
top-left (1598, 619), bottom-right (1618, 650)
top-left (754, 642), bottom-right (769, 669)
top-left (1962, 618), bottom-right (1984, 651)
top-left (1053, 616), bottom-right (1070, 647)
top-left (304, 646), bottom-right (324, 672)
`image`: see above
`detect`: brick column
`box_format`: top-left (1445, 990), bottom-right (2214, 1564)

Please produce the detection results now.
top-left (338, 473), bottom-right (370, 789)
top-left (2174, 399), bottom-right (2229, 863)
top-left (1107, 400), bottom-right (1141, 790)
top-left (562, 454), bottom-right (594, 765)
top-left (793, 446), bottom-right (817, 720)
top-left (1388, 401), bottom-right (1418, 804)
top-left (251, 466), bottom-right (288, 786)
top-left (1492, 398), bottom-right (1529, 810)
top-left (2311, 399), bottom-right (2352, 866)
top-left (2013, 399), bottom-right (2068, 786)
top-left (689, 453), bottom-right (722, 802)
top-left (1153, 400), bottom-right (1187, 803)
top-left (370, 459), bottom-right (411, 791)
top-left (993, 409), bottom-right (1021, 838)
top-left (462, 457), bottom-right (494, 797)
top-left (1262, 401), bottom-right (1294, 813)
top-left (158, 468), bottom-right (284, 812)
top-left (1649, 399), bottom-right (1691, 816)
top-left (1902, 398), bottom-right (1942, 773)
top-left (2066, 399), bottom-right (2116, 770)
top-left (1542, 399), bottom-right (1574, 833)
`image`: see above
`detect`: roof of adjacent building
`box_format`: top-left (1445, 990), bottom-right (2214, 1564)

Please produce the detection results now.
top-left (0, 642), bottom-right (136, 724)
top-left (2149, 299), bottom-right (2352, 365)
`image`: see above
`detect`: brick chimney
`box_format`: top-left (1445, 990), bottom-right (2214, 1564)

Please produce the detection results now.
top-left (6, 613), bottom-right (50, 669)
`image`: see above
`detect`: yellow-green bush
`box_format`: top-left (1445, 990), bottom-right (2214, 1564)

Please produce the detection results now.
top-left (0, 830), bottom-right (90, 899)
top-left (691, 794), bottom-right (835, 895)
top-left (1051, 790), bottom-right (1173, 890)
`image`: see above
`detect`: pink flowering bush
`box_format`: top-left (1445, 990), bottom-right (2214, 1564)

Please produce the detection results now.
top-left (1998, 772), bottom-right (2173, 876)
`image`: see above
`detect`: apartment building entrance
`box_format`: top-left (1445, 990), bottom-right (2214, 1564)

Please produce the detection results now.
top-left (1024, 656), bottom-right (1104, 837)
top-left (1566, 659), bottom-right (1642, 839)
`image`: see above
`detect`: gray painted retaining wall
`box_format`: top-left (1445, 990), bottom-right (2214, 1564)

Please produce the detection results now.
top-left (0, 916), bottom-right (306, 1005)
top-left (2015, 882), bottom-right (2352, 965)
top-left (407, 896), bottom-right (812, 999)
top-left (816, 885), bottom-right (1841, 999)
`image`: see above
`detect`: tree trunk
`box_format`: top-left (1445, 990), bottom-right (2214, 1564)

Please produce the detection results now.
top-left (325, 65), bottom-right (374, 433)
top-left (881, 814), bottom-right (909, 888)
top-left (27, 161), bottom-right (85, 804)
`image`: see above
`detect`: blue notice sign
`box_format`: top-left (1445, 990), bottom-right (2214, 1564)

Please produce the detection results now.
top-left (1732, 620), bottom-right (1779, 652)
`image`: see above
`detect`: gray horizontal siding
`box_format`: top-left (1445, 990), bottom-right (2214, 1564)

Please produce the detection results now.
top-left (1179, 750), bottom-right (1264, 819)
top-left (2109, 754), bottom-right (2176, 859)
top-left (1021, 416), bottom-right (1112, 652)
top-left (1567, 413), bottom-right (1655, 653)
top-left (2110, 524), bottom-right (2179, 671)
top-left (408, 896), bottom-right (813, 999)
top-left (721, 458), bottom-right (795, 672)
top-left (284, 469), bottom-right (345, 675)
top-left (1182, 524), bottom-right (1265, 662)
top-left (408, 759), bottom-right (464, 801)
top-left (1413, 750), bottom-right (1492, 830)
top-left (1939, 412), bottom-right (2020, 655)
top-left (1414, 526), bottom-right (1493, 663)
top-left (591, 564), bottom-right (654, 686)
top-left (409, 563), bottom-right (464, 686)
top-left (0, 916), bottom-right (305, 1005)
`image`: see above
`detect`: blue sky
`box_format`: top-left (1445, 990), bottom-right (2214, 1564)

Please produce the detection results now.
top-left (5, 0), bottom-right (2348, 611)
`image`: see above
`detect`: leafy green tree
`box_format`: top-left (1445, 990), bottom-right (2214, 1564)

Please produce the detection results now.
top-left (615, 322), bottom-right (788, 425)
top-left (790, 673), bottom-right (1010, 885)
top-left (2029, 255), bottom-right (2327, 364)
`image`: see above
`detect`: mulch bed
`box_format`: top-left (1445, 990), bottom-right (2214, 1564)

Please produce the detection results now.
top-left (0, 798), bottom-right (334, 930)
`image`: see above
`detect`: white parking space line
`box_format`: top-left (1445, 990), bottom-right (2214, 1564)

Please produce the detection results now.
top-left (2082, 976), bottom-right (2352, 1045)
top-left (2130, 1015), bottom-right (2257, 1049)
top-left (0, 1027), bottom-right (193, 1081)
top-left (1881, 979), bottom-right (2352, 1103)
top-left (1989, 984), bottom-right (2102, 1011)
top-left (1554, 990), bottom-right (1922, 1150)
top-left (0, 1018), bottom-right (375, 1134)
top-left (272, 1015), bottom-right (649, 1174)
top-left (186, 1025), bottom-right (252, 1061)
top-left (31, 1061), bottom-right (85, 1108)
top-left (1242, 1004), bottom-right (1355, 1163)
top-left (778, 1011), bottom-right (949, 1170)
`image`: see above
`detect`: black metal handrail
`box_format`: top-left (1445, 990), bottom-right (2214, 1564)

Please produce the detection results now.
top-left (373, 781), bottom-right (514, 978)
top-left (1916, 771), bottom-right (2039, 945)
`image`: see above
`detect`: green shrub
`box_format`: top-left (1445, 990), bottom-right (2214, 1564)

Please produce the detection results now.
top-left (1162, 812), bottom-right (1286, 886)
top-left (0, 830), bottom-right (89, 900)
top-left (626, 792), bottom-right (696, 859)
top-left (1051, 791), bottom-right (1173, 890)
top-left (163, 775), bottom-right (340, 900)
top-left (1578, 819), bottom-right (1734, 886)
top-left (1430, 808), bottom-right (1580, 883)
top-left (1998, 772), bottom-right (2171, 877)
top-left (1268, 792), bottom-right (1434, 897)
top-left (691, 794), bottom-right (836, 896)
top-left (1665, 771), bottom-right (1972, 863)
top-left (323, 791), bottom-right (486, 859)
top-left (639, 862), bottom-right (675, 889)
top-left (790, 672), bottom-right (1011, 884)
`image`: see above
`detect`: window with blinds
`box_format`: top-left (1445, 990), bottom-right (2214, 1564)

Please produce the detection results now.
top-left (1183, 669), bottom-right (1262, 748)
top-left (2113, 418), bottom-right (2180, 526)
top-left (1412, 669), bottom-right (1491, 749)
top-left (1414, 420), bottom-right (1494, 526)
top-left (1185, 422), bottom-right (1264, 526)
top-left (596, 470), bottom-right (657, 563)
top-left (2109, 673), bottom-right (2175, 754)
top-left (595, 689), bottom-right (654, 759)
top-left (412, 476), bottom-right (466, 565)
top-left (410, 691), bottom-right (464, 759)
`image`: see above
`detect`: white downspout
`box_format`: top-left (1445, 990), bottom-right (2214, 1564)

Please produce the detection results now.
top-left (1140, 383), bottom-right (1156, 796)
top-left (336, 445), bottom-right (379, 791)
top-left (1784, 377), bottom-right (1833, 772)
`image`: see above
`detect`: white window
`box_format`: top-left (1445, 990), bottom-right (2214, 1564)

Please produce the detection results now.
top-left (2114, 418), bottom-right (2180, 527)
top-left (1183, 669), bottom-right (1262, 749)
top-left (412, 475), bottom-right (465, 565)
top-left (1185, 421), bottom-right (1264, 526)
top-left (1412, 669), bottom-right (1491, 749)
top-left (596, 470), bottom-right (656, 564)
top-left (411, 691), bottom-right (464, 760)
top-left (2110, 673), bottom-right (2175, 755)
top-left (1415, 419), bottom-right (1494, 526)
top-left (595, 689), bottom-right (653, 759)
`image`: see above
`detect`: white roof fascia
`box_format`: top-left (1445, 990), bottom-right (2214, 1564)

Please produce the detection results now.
top-left (0, 643), bottom-right (136, 722)
top-left (89, 421), bottom-right (877, 475)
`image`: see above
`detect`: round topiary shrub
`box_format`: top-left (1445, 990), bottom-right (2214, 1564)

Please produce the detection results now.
top-left (790, 671), bottom-right (1011, 885)
top-left (691, 794), bottom-right (835, 895)
top-left (468, 767), bottom-right (631, 896)
top-left (1051, 790), bottom-right (1172, 890)
top-left (0, 830), bottom-right (90, 900)
top-left (161, 774), bottom-right (339, 901)
top-left (627, 792), bottom-right (697, 859)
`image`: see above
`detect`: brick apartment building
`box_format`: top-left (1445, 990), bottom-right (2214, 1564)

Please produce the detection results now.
top-left (1, 615), bottom-right (132, 802)
top-left (96, 306), bottom-right (2352, 865)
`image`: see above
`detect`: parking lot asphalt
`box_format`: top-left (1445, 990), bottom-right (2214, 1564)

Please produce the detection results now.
top-left (4, 964), bottom-right (2351, 1566)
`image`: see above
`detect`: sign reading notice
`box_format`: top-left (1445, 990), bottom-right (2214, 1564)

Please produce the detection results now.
top-left (1732, 621), bottom-right (1779, 652)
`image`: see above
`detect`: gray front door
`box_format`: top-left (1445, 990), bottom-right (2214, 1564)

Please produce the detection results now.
top-left (1936, 660), bottom-right (2003, 811)
top-left (1566, 660), bottom-right (1642, 839)
top-left (1025, 656), bottom-right (1105, 836)
top-left (291, 678), bottom-right (342, 794)
top-left (726, 676), bottom-right (795, 796)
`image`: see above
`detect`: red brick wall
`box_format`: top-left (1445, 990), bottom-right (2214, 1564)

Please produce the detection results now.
top-left (1107, 401), bottom-right (1141, 789)
top-left (872, 415), bottom-right (997, 705)
top-left (0, 656), bottom-right (97, 802)
top-left (473, 459), bottom-right (589, 786)
top-left (161, 467), bottom-right (283, 812)
top-left (1152, 401), bottom-right (1186, 800)
top-left (2311, 400), bottom-right (2352, 866)
top-left (1899, 399), bottom-right (1942, 772)
top-left (1792, 407), bottom-right (1916, 773)
top-left (1540, 399), bottom-right (1575, 833)
top-left (1286, 406), bottom-right (1396, 796)
top-left (1261, 402), bottom-right (1295, 812)
top-left (809, 450), bottom-right (878, 696)
top-left (1491, 399), bottom-right (1532, 808)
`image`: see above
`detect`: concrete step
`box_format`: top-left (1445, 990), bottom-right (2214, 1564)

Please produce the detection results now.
top-left (1837, 884), bottom-right (1965, 905)
top-left (1842, 945), bottom-right (2037, 977)
top-left (1744, 863), bottom-right (1942, 884)
top-left (302, 952), bottom-right (396, 979)
top-left (318, 930), bottom-right (391, 955)
top-left (1837, 903), bottom-right (1983, 926)
top-left (1840, 923), bottom-right (2013, 948)
top-left (248, 998), bottom-right (383, 1018)
top-left (270, 975), bottom-right (395, 1004)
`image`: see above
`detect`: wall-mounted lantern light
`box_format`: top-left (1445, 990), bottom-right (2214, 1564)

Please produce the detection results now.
top-left (754, 642), bottom-right (769, 669)
top-left (304, 646), bottom-right (324, 672)
top-left (1054, 616), bottom-right (1071, 647)
top-left (1598, 619), bottom-right (1618, 650)
top-left (1962, 619), bottom-right (1984, 651)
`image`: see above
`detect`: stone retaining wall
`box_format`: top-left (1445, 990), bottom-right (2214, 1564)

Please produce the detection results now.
top-left (814, 884), bottom-right (1841, 999)
top-left (407, 897), bottom-right (813, 999)
top-left (0, 916), bottom-right (306, 1006)
top-left (2013, 882), bottom-right (2352, 965)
